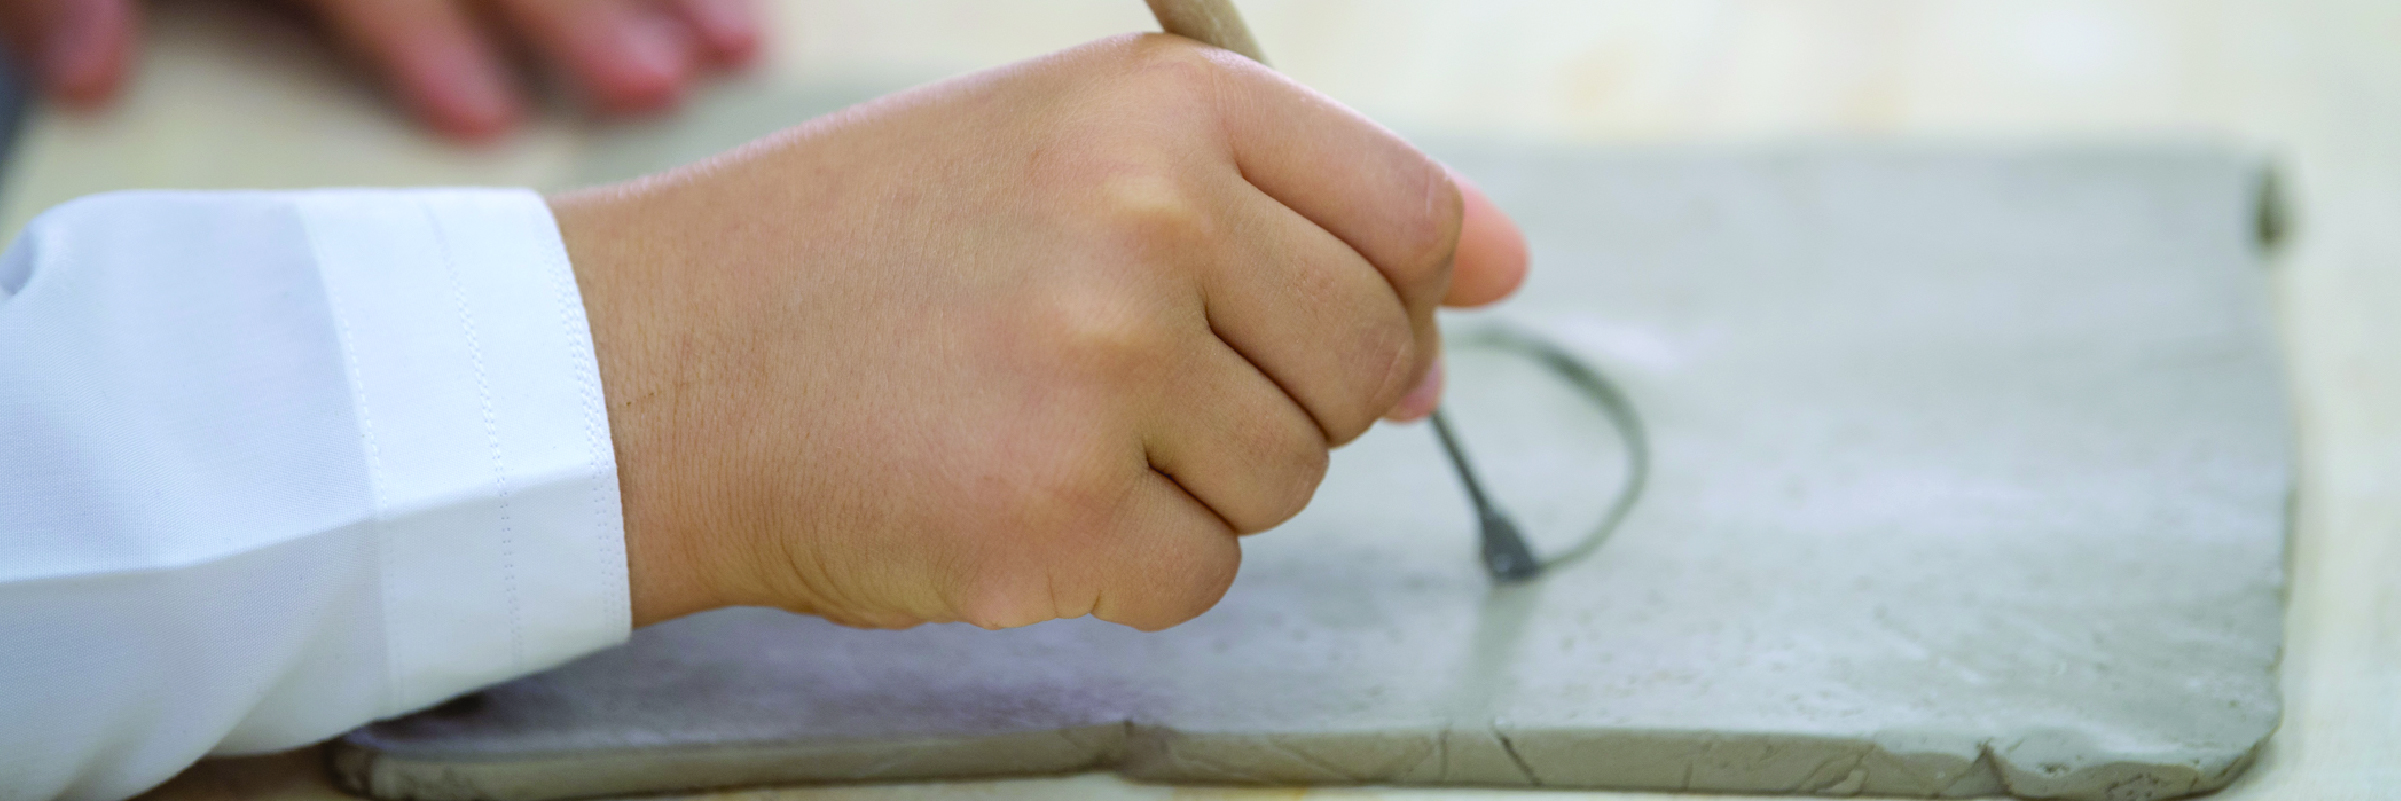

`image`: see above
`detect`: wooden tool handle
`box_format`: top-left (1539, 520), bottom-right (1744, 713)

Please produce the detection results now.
top-left (1144, 0), bottom-right (1269, 64)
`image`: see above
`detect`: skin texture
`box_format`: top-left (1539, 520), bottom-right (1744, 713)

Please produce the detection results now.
top-left (0, 0), bottom-right (763, 140)
top-left (552, 34), bottom-right (1529, 633)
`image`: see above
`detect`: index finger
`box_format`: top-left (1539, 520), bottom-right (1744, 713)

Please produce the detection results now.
top-left (1194, 43), bottom-right (1467, 319)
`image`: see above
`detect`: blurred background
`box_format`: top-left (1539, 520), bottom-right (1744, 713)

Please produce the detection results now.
top-left (25, 1), bottom-right (2386, 798)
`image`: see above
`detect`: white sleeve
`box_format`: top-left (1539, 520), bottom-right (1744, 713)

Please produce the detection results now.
top-left (0, 189), bottom-right (631, 801)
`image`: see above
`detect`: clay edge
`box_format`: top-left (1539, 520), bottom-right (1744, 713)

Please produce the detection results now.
top-left (334, 722), bottom-right (2268, 801)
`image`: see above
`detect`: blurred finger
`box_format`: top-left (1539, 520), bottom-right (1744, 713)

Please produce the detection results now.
top-left (498, 0), bottom-right (693, 115)
top-left (0, 0), bottom-right (137, 109)
top-left (663, 0), bottom-right (758, 67)
top-left (303, 0), bottom-right (518, 140)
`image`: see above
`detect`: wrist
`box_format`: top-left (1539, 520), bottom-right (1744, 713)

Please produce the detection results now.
top-left (550, 188), bottom-right (720, 627)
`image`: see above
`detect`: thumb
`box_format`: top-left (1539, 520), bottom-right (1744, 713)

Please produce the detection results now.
top-left (2, 0), bottom-right (137, 109)
top-left (1384, 171), bottom-right (1530, 422)
top-left (1442, 170), bottom-right (1530, 308)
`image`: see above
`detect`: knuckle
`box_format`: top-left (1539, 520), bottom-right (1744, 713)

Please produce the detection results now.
top-left (1022, 439), bottom-right (1145, 533)
top-left (1035, 290), bottom-right (1176, 383)
top-left (1108, 542), bottom-right (1240, 632)
top-left (1114, 33), bottom-right (1230, 97)
top-left (1388, 163), bottom-right (1466, 294)
top-left (1370, 318), bottom-right (1422, 403)
top-left (1091, 169), bottom-right (1216, 260)
top-left (950, 571), bottom-right (1055, 630)
top-left (1163, 546), bottom-right (1243, 628)
top-left (1333, 323), bottom-right (1421, 444)
top-left (1261, 446), bottom-right (1330, 530)
top-left (1235, 417), bottom-right (1330, 531)
top-left (954, 444), bottom-right (1144, 629)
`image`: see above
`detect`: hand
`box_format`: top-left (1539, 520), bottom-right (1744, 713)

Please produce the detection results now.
top-left (0, 0), bottom-right (762, 140)
top-left (554, 34), bottom-right (1530, 633)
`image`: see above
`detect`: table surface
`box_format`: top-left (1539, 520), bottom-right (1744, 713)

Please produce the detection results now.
top-left (15, 1), bottom-right (2389, 799)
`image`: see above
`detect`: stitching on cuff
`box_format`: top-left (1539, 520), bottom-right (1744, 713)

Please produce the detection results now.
top-left (299, 197), bottom-right (401, 715)
top-left (535, 198), bottom-right (630, 624)
top-left (422, 195), bottom-right (526, 672)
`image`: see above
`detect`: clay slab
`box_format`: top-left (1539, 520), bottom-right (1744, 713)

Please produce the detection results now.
top-left (337, 141), bottom-right (2289, 801)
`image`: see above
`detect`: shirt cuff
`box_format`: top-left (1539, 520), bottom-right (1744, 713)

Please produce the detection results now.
top-left (295, 188), bottom-right (630, 716)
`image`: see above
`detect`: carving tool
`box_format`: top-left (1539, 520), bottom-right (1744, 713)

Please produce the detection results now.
top-left (1142, 0), bottom-right (1545, 583)
top-left (1429, 410), bottom-right (1544, 580)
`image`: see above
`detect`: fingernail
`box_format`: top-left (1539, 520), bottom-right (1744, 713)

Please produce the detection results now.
top-left (1388, 360), bottom-right (1445, 423)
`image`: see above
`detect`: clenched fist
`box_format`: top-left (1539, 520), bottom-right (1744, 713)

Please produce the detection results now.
top-left (554, 34), bottom-right (1529, 633)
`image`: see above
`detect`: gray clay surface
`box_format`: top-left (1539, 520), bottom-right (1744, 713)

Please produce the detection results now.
top-left (336, 95), bottom-right (2291, 801)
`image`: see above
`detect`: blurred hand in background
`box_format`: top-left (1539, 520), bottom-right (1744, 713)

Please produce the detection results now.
top-left (0, 0), bottom-right (763, 141)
